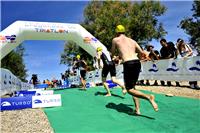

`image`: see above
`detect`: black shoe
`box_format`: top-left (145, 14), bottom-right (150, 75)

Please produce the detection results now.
top-left (167, 81), bottom-right (172, 86)
top-left (139, 80), bottom-right (145, 85)
top-left (176, 82), bottom-right (181, 87)
top-left (146, 82), bottom-right (150, 86)
top-left (161, 81), bottom-right (165, 86)
top-left (153, 82), bottom-right (158, 86)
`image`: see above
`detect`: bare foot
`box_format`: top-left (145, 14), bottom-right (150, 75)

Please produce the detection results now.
top-left (122, 89), bottom-right (127, 95)
top-left (134, 110), bottom-right (141, 115)
top-left (105, 93), bottom-right (111, 97)
top-left (149, 95), bottom-right (159, 112)
top-left (80, 88), bottom-right (87, 91)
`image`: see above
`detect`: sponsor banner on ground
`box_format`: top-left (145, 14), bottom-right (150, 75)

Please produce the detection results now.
top-left (28, 88), bottom-right (45, 91)
top-left (16, 90), bottom-right (54, 97)
top-left (32, 94), bottom-right (62, 108)
top-left (1, 96), bottom-right (32, 110)
top-left (35, 90), bottom-right (54, 96)
top-left (34, 84), bottom-right (48, 88)
top-left (16, 90), bottom-right (36, 97)
top-left (0, 94), bottom-right (62, 111)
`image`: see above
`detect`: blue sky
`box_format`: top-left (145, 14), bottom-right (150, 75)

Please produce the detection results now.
top-left (151, 1), bottom-right (193, 50)
top-left (1, 0), bottom-right (193, 82)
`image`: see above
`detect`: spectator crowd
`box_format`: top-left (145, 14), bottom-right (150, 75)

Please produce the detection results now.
top-left (29, 38), bottom-right (199, 89)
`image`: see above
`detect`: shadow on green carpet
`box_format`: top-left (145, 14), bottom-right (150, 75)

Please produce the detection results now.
top-left (44, 87), bottom-right (200, 133)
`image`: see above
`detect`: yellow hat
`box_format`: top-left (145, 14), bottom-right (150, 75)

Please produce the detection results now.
top-left (76, 55), bottom-right (80, 59)
top-left (96, 47), bottom-right (102, 52)
top-left (115, 25), bottom-right (125, 33)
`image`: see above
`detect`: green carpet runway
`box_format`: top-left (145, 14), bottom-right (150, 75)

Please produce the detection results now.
top-left (44, 87), bottom-right (200, 133)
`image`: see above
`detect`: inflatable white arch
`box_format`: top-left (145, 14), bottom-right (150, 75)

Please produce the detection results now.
top-left (0, 21), bottom-right (108, 60)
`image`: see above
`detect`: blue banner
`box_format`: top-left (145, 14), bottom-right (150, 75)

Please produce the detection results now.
top-left (106, 80), bottom-right (117, 88)
top-left (1, 96), bottom-right (32, 111)
top-left (15, 90), bottom-right (36, 97)
top-left (34, 84), bottom-right (48, 88)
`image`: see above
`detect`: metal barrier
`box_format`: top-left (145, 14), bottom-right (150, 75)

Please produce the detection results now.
top-left (0, 68), bottom-right (33, 96)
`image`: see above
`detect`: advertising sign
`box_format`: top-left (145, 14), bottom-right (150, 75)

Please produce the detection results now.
top-left (1, 96), bottom-right (32, 110)
top-left (16, 90), bottom-right (36, 97)
top-left (1, 94), bottom-right (62, 111)
top-left (32, 94), bottom-right (61, 108)
top-left (16, 90), bottom-right (54, 97)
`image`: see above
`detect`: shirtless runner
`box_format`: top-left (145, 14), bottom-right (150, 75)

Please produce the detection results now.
top-left (111, 25), bottom-right (158, 114)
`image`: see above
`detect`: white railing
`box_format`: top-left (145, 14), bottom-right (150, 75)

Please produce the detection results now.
top-left (0, 68), bottom-right (33, 96)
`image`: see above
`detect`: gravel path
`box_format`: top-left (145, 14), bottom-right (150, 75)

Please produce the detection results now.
top-left (1, 81), bottom-right (199, 133)
top-left (0, 108), bottom-right (54, 133)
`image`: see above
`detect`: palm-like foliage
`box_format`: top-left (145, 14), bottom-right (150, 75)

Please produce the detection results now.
top-left (179, 1), bottom-right (200, 54)
top-left (60, 41), bottom-right (79, 66)
top-left (83, 1), bottom-right (167, 49)
top-left (1, 44), bottom-right (27, 82)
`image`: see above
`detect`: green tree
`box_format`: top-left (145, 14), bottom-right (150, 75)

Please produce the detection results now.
top-left (1, 44), bottom-right (27, 82)
top-left (83, 1), bottom-right (167, 49)
top-left (60, 41), bottom-right (94, 70)
top-left (60, 41), bottom-right (80, 66)
top-left (61, 1), bottom-right (167, 69)
top-left (179, 1), bottom-right (200, 54)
